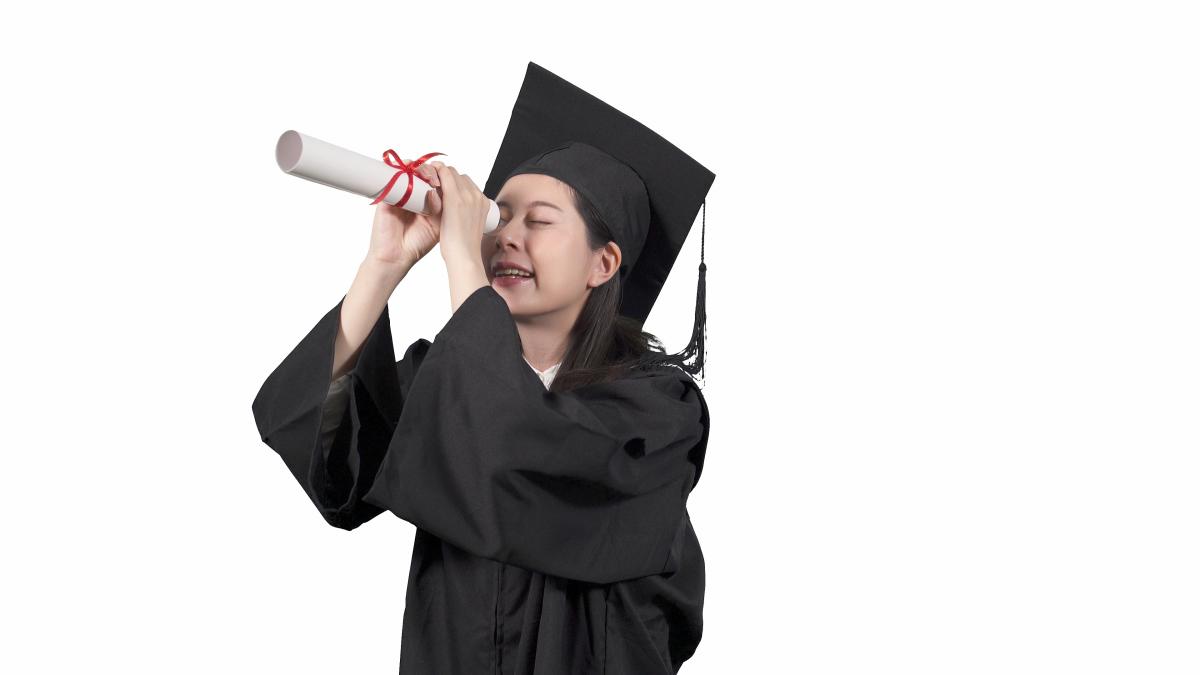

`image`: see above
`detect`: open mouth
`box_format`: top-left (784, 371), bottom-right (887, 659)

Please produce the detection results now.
top-left (491, 264), bottom-right (535, 286)
top-left (492, 272), bottom-right (534, 286)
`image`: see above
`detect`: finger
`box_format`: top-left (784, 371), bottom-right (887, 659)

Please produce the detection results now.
top-left (416, 163), bottom-right (438, 185)
top-left (433, 163), bottom-right (453, 191)
top-left (426, 161), bottom-right (445, 187)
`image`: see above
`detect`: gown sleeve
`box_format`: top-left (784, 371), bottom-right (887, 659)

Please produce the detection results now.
top-left (319, 372), bottom-right (353, 453)
top-left (361, 285), bottom-right (710, 585)
top-left (251, 296), bottom-right (431, 530)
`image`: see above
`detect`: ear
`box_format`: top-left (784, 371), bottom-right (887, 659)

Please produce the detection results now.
top-left (587, 241), bottom-right (622, 288)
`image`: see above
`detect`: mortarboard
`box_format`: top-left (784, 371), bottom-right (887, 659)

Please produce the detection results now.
top-left (483, 62), bottom-right (715, 379)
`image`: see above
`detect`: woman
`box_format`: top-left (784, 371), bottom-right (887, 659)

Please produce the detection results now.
top-left (252, 62), bottom-right (715, 674)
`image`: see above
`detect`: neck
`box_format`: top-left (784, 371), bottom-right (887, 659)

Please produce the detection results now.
top-left (516, 304), bottom-right (577, 371)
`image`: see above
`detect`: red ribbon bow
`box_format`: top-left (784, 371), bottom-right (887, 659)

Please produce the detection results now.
top-left (369, 149), bottom-right (445, 207)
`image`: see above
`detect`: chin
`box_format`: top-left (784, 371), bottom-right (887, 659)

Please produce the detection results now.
top-left (496, 294), bottom-right (543, 321)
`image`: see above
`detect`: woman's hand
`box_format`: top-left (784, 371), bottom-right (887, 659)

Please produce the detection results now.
top-left (428, 161), bottom-right (491, 263)
top-left (365, 160), bottom-right (444, 270)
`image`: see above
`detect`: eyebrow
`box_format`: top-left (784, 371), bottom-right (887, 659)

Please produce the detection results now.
top-left (496, 199), bottom-right (563, 212)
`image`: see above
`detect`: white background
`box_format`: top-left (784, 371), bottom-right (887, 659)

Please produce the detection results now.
top-left (3, 1), bottom-right (1197, 673)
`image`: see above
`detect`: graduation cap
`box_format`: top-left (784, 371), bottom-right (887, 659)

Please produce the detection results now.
top-left (483, 61), bottom-right (715, 379)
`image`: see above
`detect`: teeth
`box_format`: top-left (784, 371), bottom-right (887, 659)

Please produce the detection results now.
top-left (495, 268), bottom-right (532, 277)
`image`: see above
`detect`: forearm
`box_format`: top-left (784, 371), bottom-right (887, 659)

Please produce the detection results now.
top-left (332, 258), bottom-right (411, 380)
top-left (443, 248), bottom-right (490, 315)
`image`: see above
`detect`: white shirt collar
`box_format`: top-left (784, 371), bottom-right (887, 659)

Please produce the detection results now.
top-left (523, 355), bottom-right (563, 389)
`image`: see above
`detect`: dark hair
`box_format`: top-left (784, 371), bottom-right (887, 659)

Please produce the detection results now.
top-left (549, 185), bottom-right (702, 392)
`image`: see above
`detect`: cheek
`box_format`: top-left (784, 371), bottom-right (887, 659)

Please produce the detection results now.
top-left (528, 234), bottom-right (592, 292)
top-left (535, 257), bottom-right (590, 294)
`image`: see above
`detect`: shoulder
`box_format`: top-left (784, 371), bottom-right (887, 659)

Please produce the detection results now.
top-left (567, 363), bottom-right (705, 419)
top-left (625, 363), bottom-right (706, 400)
top-left (613, 364), bottom-right (709, 440)
top-left (625, 365), bottom-right (710, 489)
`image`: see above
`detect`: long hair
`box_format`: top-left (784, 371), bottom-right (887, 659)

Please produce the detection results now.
top-left (549, 185), bottom-right (703, 393)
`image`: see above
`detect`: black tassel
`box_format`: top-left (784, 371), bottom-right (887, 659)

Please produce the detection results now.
top-left (634, 200), bottom-right (708, 383)
top-left (676, 201), bottom-right (707, 382)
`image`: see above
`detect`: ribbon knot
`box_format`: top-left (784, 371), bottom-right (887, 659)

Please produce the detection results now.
top-left (369, 149), bottom-right (445, 207)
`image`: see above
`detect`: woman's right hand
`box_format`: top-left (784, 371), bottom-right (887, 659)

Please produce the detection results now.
top-left (366, 161), bottom-right (444, 269)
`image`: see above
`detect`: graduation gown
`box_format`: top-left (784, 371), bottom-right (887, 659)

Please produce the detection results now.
top-left (251, 285), bottom-right (710, 674)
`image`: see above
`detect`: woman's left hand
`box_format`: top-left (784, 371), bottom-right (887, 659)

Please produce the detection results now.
top-left (429, 161), bottom-right (490, 264)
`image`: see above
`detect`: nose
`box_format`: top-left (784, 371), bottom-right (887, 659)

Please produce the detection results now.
top-left (495, 221), bottom-right (524, 250)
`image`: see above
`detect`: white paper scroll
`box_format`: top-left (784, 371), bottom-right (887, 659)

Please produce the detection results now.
top-left (275, 130), bottom-right (500, 233)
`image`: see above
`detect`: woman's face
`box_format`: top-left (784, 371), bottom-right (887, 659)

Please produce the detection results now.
top-left (482, 173), bottom-right (621, 322)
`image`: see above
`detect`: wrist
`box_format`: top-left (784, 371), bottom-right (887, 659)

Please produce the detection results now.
top-left (440, 243), bottom-right (480, 267)
top-left (359, 256), bottom-right (411, 287)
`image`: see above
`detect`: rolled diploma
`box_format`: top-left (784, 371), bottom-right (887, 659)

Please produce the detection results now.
top-left (275, 130), bottom-right (500, 233)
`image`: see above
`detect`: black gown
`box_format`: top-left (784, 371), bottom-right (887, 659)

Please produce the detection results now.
top-left (251, 284), bottom-right (710, 674)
